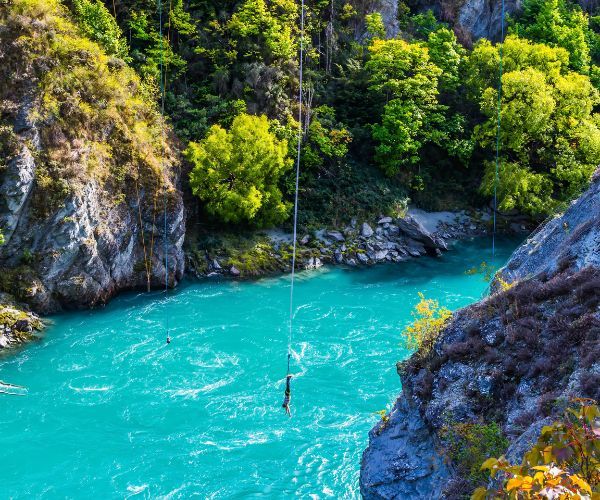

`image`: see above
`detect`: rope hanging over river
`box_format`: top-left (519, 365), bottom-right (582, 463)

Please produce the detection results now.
top-left (492, 0), bottom-right (506, 260)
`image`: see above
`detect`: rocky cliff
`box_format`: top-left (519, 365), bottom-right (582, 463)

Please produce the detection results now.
top-left (360, 171), bottom-right (600, 498)
top-left (0, 0), bottom-right (185, 313)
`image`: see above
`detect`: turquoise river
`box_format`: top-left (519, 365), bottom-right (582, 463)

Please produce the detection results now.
top-left (0, 238), bottom-right (519, 498)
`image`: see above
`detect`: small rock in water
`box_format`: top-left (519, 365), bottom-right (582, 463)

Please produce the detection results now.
top-left (230, 266), bottom-right (241, 276)
top-left (346, 258), bottom-right (357, 266)
top-left (361, 222), bottom-right (374, 238)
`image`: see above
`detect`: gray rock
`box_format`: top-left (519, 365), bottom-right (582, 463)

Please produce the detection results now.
top-left (360, 397), bottom-right (451, 499)
top-left (361, 222), bottom-right (374, 238)
top-left (499, 169), bottom-right (600, 285)
top-left (378, 216), bottom-right (393, 224)
top-left (357, 252), bottom-right (369, 264)
top-left (230, 266), bottom-right (241, 276)
top-left (327, 230), bottom-right (345, 242)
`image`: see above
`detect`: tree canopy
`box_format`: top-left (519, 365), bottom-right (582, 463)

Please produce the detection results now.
top-left (186, 114), bottom-right (292, 226)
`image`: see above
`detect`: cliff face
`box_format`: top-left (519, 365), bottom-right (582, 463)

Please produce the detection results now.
top-left (407, 0), bottom-right (521, 41)
top-left (360, 171), bottom-right (600, 498)
top-left (0, 0), bottom-right (185, 313)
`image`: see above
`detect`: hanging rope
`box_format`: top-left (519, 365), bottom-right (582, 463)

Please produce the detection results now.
top-left (287, 0), bottom-right (305, 375)
top-left (158, 0), bottom-right (170, 342)
top-left (492, 0), bottom-right (506, 260)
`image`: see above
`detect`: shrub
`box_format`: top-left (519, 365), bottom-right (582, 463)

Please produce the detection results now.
top-left (441, 422), bottom-right (509, 488)
top-left (402, 292), bottom-right (452, 355)
top-left (473, 399), bottom-right (600, 499)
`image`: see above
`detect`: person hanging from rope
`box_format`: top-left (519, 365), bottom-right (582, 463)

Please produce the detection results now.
top-left (282, 373), bottom-right (293, 417)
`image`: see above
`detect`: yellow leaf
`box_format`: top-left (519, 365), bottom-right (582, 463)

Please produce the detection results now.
top-left (481, 458), bottom-right (498, 470)
top-left (506, 477), bottom-right (523, 491)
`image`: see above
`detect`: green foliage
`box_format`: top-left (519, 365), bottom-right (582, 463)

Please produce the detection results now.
top-left (402, 292), bottom-right (452, 354)
top-left (474, 399), bottom-right (599, 498)
top-left (186, 113), bottom-right (292, 226)
top-left (470, 36), bottom-right (600, 215)
top-left (365, 12), bottom-right (386, 40)
top-left (0, 0), bottom-right (176, 219)
top-left (512, 0), bottom-right (593, 72)
top-left (367, 38), bottom-right (444, 177)
top-left (227, 0), bottom-right (297, 62)
top-left (441, 422), bottom-right (509, 487)
top-left (71, 0), bottom-right (128, 58)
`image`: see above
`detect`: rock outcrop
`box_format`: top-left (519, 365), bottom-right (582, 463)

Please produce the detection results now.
top-left (0, 1), bottom-right (185, 313)
top-left (0, 138), bottom-right (185, 313)
top-left (0, 293), bottom-right (43, 350)
top-left (360, 172), bottom-right (600, 498)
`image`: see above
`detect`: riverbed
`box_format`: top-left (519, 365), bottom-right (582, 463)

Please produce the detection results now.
top-left (0, 237), bottom-right (519, 498)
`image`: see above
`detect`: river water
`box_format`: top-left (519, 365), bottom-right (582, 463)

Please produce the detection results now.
top-left (0, 237), bottom-right (519, 498)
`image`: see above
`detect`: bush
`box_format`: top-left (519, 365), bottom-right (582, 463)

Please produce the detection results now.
top-left (402, 292), bottom-right (452, 355)
top-left (441, 422), bottom-right (509, 487)
top-left (186, 113), bottom-right (292, 227)
top-left (473, 399), bottom-right (600, 499)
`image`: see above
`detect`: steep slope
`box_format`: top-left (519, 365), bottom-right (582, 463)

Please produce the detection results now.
top-left (0, 0), bottom-right (185, 313)
top-left (360, 171), bottom-right (600, 498)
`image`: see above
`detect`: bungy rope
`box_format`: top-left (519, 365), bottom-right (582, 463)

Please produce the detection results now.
top-left (492, 0), bottom-right (506, 261)
top-left (287, 0), bottom-right (305, 375)
top-left (158, 0), bottom-right (170, 341)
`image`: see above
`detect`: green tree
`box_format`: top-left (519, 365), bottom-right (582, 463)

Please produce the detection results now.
top-left (471, 36), bottom-right (600, 215)
top-left (365, 12), bottom-right (386, 40)
top-left (71, 0), bottom-right (128, 58)
top-left (427, 28), bottom-right (465, 93)
top-left (366, 39), bottom-right (450, 180)
top-left (186, 114), bottom-right (292, 226)
top-left (512, 0), bottom-right (592, 72)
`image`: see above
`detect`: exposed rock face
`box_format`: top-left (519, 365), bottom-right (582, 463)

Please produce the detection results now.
top-left (0, 129), bottom-right (185, 313)
top-left (411, 0), bottom-right (521, 41)
top-left (0, 3), bottom-right (186, 313)
top-left (500, 169), bottom-right (600, 282)
top-left (360, 173), bottom-right (600, 498)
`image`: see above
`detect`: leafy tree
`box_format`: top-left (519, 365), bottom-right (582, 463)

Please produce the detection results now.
top-left (71, 0), bottom-right (128, 58)
top-left (227, 0), bottom-right (297, 62)
top-left (512, 0), bottom-right (592, 72)
top-left (366, 38), bottom-right (470, 185)
top-left (471, 36), bottom-right (600, 215)
top-left (427, 28), bottom-right (465, 93)
top-left (365, 12), bottom-right (386, 40)
top-left (186, 113), bottom-right (292, 226)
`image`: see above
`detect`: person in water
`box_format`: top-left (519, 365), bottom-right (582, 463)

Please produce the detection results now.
top-left (282, 374), bottom-right (292, 417)
top-left (166, 336), bottom-right (171, 344)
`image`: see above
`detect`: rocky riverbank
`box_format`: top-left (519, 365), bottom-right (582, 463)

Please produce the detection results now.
top-left (185, 207), bottom-right (514, 280)
top-left (0, 293), bottom-right (43, 351)
top-left (360, 171), bottom-right (600, 498)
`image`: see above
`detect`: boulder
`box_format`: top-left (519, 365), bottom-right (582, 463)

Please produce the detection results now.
top-left (361, 222), bottom-right (374, 238)
top-left (327, 230), bottom-right (345, 242)
top-left (356, 252), bottom-right (369, 264)
top-left (230, 266), bottom-right (241, 276)
top-left (378, 216), bottom-right (393, 224)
